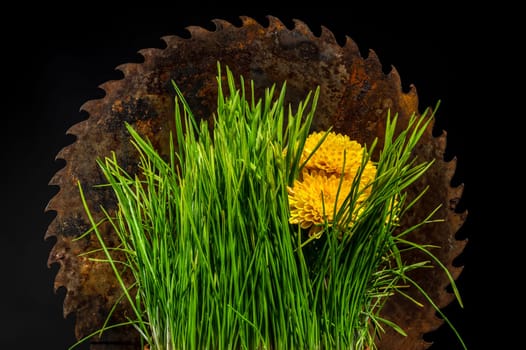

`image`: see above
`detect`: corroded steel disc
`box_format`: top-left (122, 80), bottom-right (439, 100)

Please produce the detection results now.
top-left (46, 16), bottom-right (466, 349)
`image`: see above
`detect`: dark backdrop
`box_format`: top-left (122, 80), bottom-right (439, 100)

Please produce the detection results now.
top-left (3, 5), bottom-right (484, 349)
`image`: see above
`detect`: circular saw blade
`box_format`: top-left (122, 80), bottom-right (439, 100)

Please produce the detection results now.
top-left (46, 16), bottom-right (466, 349)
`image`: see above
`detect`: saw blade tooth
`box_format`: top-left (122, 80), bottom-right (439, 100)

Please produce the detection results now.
top-left (44, 197), bottom-right (57, 213)
top-left (138, 47), bottom-right (163, 61)
top-left (403, 76), bottom-right (419, 105)
top-left (436, 275), bottom-right (462, 308)
top-left (66, 119), bottom-right (88, 138)
top-left (47, 168), bottom-right (65, 188)
top-left (212, 18), bottom-right (235, 30)
top-left (448, 182), bottom-right (467, 216)
top-left (445, 153), bottom-right (459, 178)
top-left (63, 289), bottom-right (78, 318)
top-left (364, 49), bottom-right (383, 73)
top-left (54, 146), bottom-right (70, 162)
top-left (186, 25), bottom-right (212, 39)
top-left (98, 80), bottom-right (119, 95)
top-left (266, 15), bottom-right (286, 30)
top-left (79, 99), bottom-right (100, 114)
top-left (343, 35), bottom-right (361, 56)
top-left (387, 65), bottom-right (403, 90)
top-left (45, 217), bottom-right (59, 240)
top-left (48, 239), bottom-right (65, 268)
top-left (161, 35), bottom-right (186, 48)
top-left (292, 18), bottom-right (315, 38)
top-left (239, 16), bottom-right (259, 27)
top-left (410, 83), bottom-right (418, 96)
top-left (115, 62), bottom-right (137, 76)
top-left (319, 25), bottom-right (337, 44)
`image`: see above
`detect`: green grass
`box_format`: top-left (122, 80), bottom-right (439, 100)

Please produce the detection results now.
top-left (74, 64), bottom-right (465, 349)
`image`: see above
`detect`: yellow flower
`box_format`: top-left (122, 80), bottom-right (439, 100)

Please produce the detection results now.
top-left (288, 131), bottom-right (377, 233)
top-left (300, 131), bottom-right (374, 179)
top-left (288, 172), bottom-right (372, 231)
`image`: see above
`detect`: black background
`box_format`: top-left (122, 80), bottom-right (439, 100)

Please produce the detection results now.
top-left (3, 5), bottom-right (488, 349)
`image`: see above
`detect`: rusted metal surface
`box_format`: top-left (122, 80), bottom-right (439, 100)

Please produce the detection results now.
top-left (46, 16), bottom-right (466, 349)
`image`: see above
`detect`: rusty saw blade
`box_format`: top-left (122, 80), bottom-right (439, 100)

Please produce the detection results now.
top-left (46, 16), bottom-right (467, 349)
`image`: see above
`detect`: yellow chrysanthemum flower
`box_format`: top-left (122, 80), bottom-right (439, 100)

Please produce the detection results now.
top-left (288, 172), bottom-right (371, 232)
top-left (288, 131), bottom-right (377, 233)
top-left (300, 131), bottom-right (374, 178)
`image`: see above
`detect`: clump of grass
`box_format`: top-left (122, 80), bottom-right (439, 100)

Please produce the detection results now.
top-left (74, 64), bottom-right (465, 350)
